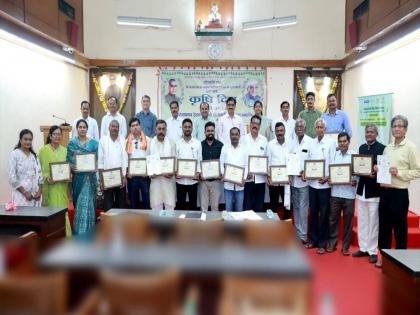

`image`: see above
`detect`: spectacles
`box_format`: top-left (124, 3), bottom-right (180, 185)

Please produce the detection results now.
top-left (170, 84), bottom-right (177, 88)
top-left (51, 133), bottom-right (62, 136)
top-left (391, 125), bottom-right (406, 129)
top-left (134, 141), bottom-right (138, 149)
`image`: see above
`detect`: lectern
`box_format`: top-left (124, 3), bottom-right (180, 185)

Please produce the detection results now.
top-left (40, 125), bottom-right (72, 146)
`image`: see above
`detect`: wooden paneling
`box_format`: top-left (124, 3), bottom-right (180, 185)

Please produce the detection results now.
top-left (58, 0), bottom-right (83, 51)
top-left (0, 0), bottom-right (24, 21)
top-left (368, 0), bottom-right (400, 27)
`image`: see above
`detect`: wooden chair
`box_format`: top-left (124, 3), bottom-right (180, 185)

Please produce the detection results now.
top-left (219, 275), bottom-right (310, 315)
top-left (0, 272), bottom-right (67, 315)
top-left (174, 218), bottom-right (224, 245)
top-left (96, 213), bottom-right (152, 244)
top-left (244, 220), bottom-right (299, 248)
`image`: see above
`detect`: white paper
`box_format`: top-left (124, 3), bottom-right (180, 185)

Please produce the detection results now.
top-left (286, 154), bottom-right (301, 175)
top-left (377, 155), bottom-right (391, 185)
top-left (146, 154), bottom-right (162, 176)
top-left (229, 210), bottom-right (263, 221)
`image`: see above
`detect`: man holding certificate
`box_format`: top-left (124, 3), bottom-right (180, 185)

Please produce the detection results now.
top-left (305, 118), bottom-right (336, 254)
top-left (175, 118), bottom-right (202, 210)
top-left (352, 124), bottom-right (385, 263)
top-left (289, 118), bottom-right (311, 243)
top-left (149, 120), bottom-right (176, 211)
top-left (220, 127), bottom-right (248, 211)
top-left (243, 115), bottom-right (268, 212)
top-left (98, 120), bottom-right (128, 211)
top-left (327, 132), bottom-right (357, 256)
top-left (199, 121), bottom-right (223, 211)
top-left (126, 117), bottom-right (151, 209)
top-left (267, 122), bottom-right (290, 218)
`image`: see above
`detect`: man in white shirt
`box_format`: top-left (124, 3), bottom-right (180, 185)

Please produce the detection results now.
top-left (100, 96), bottom-right (127, 138)
top-left (220, 127), bottom-right (248, 211)
top-left (166, 100), bottom-right (183, 143)
top-left (272, 101), bottom-right (295, 143)
top-left (327, 132), bottom-right (357, 256)
top-left (243, 115), bottom-right (267, 212)
top-left (290, 118), bottom-right (311, 243)
top-left (267, 122), bottom-right (290, 219)
top-left (217, 97), bottom-right (246, 145)
top-left (304, 118), bottom-right (336, 254)
top-left (98, 120), bottom-right (128, 211)
top-left (126, 117), bottom-right (151, 209)
top-left (175, 118), bottom-right (202, 210)
top-left (149, 120), bottom-right (176, 211)
top-left (72, 101), bottom-right (100, 140)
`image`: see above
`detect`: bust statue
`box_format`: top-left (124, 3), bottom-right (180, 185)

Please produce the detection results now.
top-left (208, 4), bottom-right (222, 25)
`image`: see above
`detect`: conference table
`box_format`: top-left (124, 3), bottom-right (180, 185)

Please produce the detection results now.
top-left (0, 205), bottom-right (67, 249)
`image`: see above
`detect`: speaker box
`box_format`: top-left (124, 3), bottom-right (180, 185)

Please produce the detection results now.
top-left (348, 21), bottom-right (358, 48)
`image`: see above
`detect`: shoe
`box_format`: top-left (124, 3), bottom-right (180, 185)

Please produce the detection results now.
top-left (301, 239), bottom-right (308, 245)
top-left (326, 247), bottom-right (336, 253)
top-left (342, 248), bottom-right (350, 256)
top-left (305, 243), bottom-right (316, 249)
top-left (317, 248), bottom-right (326, 255)
top-left (375, 260), bottom-right (382, 268)
top-left (352, 250), bottom-right (369, 258)
top-left (369, 255), bottom-right (378, 264)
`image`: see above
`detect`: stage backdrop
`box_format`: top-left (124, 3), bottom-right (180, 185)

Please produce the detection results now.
top-left (159, 69), bottom-right (266, 120)
top-left (358, 93), bottom-right (392, 145)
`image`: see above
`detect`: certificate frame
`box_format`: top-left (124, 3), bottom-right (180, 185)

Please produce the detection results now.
top-left (100, 167), bottom-right (123, 190)
top-left (176, 159), bottom-right (197, 178)
top-left (329, 163), bottom-right (351, 185)
top-left (128, 158), bottom-right (147, 177)
top-left (160, 157), bottom-right (176, 175)
top-left (223, 163), bottom-right (245, 186)
top-left (269, 165), bottom-right (289, 184)
top-left (304, 160), bottom-right (325, 180)
top-left (248, 155), bottom-right (268, 175)
top-left (351, 154), bottom-right (373, 176)
top-left (200, 159), bottom-right (221, 180)
top-left (49, 161), bottom-right (71, 183)
top-left (74, 152), bottom-right (97, 173)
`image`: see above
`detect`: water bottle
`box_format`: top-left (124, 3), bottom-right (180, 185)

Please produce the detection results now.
top-left (266, 209), bottom-right (274, 219)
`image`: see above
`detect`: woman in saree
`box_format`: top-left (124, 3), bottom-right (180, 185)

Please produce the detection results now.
top-left (38, 125), bottom-right (72, 236)
top-left (67, 119), bottom-right (98, 235)
top-left (8, 129), bottom-right (42, 206)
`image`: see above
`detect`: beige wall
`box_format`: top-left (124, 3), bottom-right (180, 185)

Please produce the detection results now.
top-left (0, 38), bottom-right (88, 203)
top-left (342, 39), bottom-right (420, 214)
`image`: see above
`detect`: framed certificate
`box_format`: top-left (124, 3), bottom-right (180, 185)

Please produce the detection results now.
top-left (352, 154), bottom-right (373, 176)
top-left (329, 164), bottom-right (351, 185)
top-left (324, 133), bottom-right (339, 148)
top-left (100, 168), bottom-right (123, 190)
top-left (75, 153), bottom-right (96, 172)
top-left (201, 160), bottom-right (221, 179)
top-left (286, 153), bottom-right (301, 175)
top-left (161, 157), bottom-right (176, 175)
top-left (49, 162), bottom-right (71, 182)
top-left (224, 163), bottom-right (245, 185)
top-left (248, 155), bottom-right (268, 175)
top-left (177, 159), bottom-right (197, 178)
top-left (270, 165), bottom-right (289, 184)
top-left (304, 160), bottom-right (325, 179)
top-left (128, 158), bottom-right (147, 176)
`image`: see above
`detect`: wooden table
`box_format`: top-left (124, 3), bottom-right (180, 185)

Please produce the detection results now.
top-left (382, 249), bottom-right (420, 315)
top-left (0, 206), bottom-right (67, 249)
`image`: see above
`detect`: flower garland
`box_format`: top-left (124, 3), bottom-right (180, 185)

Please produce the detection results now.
top-left (92, 72), bottom-right (133, 112)
top-left (296, 74), bottom-right (340, 109)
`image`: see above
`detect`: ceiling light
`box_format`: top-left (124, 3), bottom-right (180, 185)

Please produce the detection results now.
top-left (117, 16), bottom-right (172, 29)
top-left (242, 15), bottom-right (297, 31)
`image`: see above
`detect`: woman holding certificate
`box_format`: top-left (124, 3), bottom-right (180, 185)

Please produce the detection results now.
top-left (67, 119), bottom-right (99, 235)
top-left (8, 129), bottom-right (42, 207)
top-left (376, 115), bottom-right (420, 267)
top-left (39, 126), bottom-right (72, 236)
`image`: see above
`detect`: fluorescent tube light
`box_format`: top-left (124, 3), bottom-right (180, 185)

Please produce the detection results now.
top-left (117, 16), bottom-right (172, 28)
top-left (242, 15), bottom-right (297, 31)
top-left (0, 28), bottom-right (75, 64)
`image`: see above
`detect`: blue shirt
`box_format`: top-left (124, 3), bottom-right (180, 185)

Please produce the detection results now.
top-left (135, 111), bottom-right (157, 138)
top-left (322, 110), bottom-right (352, 137)
top-left (331, 149), bottom-right (358, 199)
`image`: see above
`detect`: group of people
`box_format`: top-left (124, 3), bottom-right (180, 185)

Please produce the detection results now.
top-left (8, 92), bottom-right (420, 268)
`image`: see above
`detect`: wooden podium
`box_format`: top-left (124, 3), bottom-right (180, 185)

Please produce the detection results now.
top-left (40, 125), bottom-right (72, 146)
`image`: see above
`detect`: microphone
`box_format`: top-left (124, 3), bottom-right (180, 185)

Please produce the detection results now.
top-left (53, 115), bottom-right (70, 126)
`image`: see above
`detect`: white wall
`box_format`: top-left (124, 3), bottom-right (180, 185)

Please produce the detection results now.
top-left (342, 39), bottom-right (420, 214)
top-left (84, 0), bottom-right (345, 60)
top-left (0, 38), bottom-right (89, 203)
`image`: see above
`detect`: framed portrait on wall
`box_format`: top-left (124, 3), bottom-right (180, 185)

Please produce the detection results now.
top-left (293, 70), bottom-right (342, 118)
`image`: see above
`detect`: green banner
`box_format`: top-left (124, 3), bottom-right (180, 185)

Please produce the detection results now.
top-left (358, 93), bottom-right (392, 145)
top-left (160, 69), bottom-right (266, 121)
